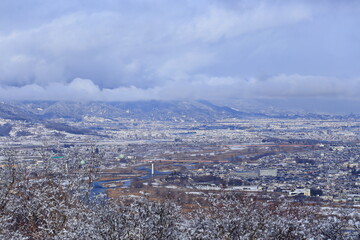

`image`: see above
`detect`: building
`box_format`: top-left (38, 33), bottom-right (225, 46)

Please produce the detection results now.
top-left (259, 169), bottom-right (277, 177)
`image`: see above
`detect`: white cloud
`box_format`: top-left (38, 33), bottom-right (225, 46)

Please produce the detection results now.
top-left (0, 0), bottom-right (359, 104)
top-left (0, 75), bottom-right (359, 101)
top-left (0, 1), bottom-right (314, 88)
top-left (180, 2), bottom-right (311, 42)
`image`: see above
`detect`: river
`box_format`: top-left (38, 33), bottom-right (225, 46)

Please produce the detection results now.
top-left (90, 165), bottom-right (173, 196)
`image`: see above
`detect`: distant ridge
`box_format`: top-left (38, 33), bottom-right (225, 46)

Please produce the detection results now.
top-left (0, 102), bottom-right (39, 121)
top-left (0, 100), bottom-right (348, 122)
top-left (11, 100), bottom-right (262, 122)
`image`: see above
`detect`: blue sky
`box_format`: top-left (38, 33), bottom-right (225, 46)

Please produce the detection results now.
top-left (0, 0), bottom-right (359, 109)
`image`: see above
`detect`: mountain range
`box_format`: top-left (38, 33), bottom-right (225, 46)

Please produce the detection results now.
top-left (0, 100), bottom-right (265, 122)
top-left (0, 100), bottom-right (351, 123)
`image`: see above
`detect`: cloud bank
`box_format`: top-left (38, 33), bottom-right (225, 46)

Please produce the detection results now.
top-left (0, 0), bottom-right (359, 102)
top-left (1, 75), bottom-right (359, 102)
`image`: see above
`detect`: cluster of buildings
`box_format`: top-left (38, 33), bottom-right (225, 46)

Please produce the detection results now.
top-left (2, 115), bottom-right (360, 203)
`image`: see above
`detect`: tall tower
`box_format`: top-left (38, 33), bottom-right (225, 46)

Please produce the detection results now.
top-left (151, 163), bottom-right (154, 175)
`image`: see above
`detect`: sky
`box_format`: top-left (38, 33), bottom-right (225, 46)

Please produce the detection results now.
top-left (0, 0), bottom-right (359, 112)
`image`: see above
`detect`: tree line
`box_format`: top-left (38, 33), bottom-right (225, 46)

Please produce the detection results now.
top-left (1, 146), bottom-right (360, 239)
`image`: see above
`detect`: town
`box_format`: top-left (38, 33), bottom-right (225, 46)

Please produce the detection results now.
top-left (2, 111), bottom-right (360, 205)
